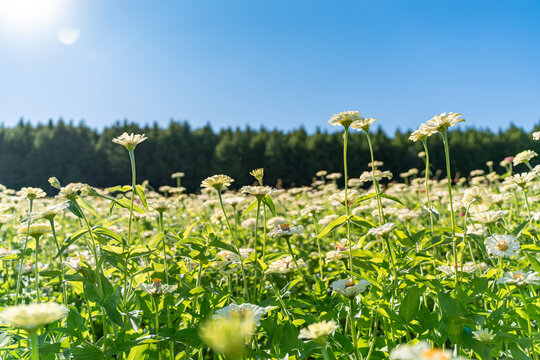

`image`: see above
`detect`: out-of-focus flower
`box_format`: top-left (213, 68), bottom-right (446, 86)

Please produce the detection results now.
top-left (330, 279), bottom-right (370, 298)
top-left (497, 270), bottom-right (540, 286)
top-left (513, 150), bottom-right (538, 166)
top-left (138, 278), bottom-right (177, 296)
top-left (17, 187), bottom-right (46, 201)
top-left (0, 303), bottom-right (68, 333)
top-left (299, 320), bottom-right (338, 344)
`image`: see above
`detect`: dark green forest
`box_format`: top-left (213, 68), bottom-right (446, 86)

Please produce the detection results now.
top-left (0, 119), bottom-right (538, 193)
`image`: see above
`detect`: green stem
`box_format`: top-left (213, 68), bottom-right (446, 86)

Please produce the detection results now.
top-left (34, 236), bottom-right (40, 302)
top-left (15, 199), bottom-right (33, 305)
top-left (349, 298), bottom-right (361, 360)
top-left (218, 190), bottom-right (249, 301)
top-left (422, 140), bottom-right (434, 235)
top-left (30, 332), bottom-right (39, 360)
top-left (441, 131), bottom-right (460, 355)
top-left (343, 128), bottom-right (354, 280)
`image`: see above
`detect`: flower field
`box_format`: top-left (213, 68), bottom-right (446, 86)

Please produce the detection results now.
top-left (0, 112), bottom-right (539, 360)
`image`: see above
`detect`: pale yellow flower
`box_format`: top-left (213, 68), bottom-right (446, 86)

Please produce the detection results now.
top-left (17, 187), bottom-right (46, 201)
top-left (112, 132), bottom-right (147, 151)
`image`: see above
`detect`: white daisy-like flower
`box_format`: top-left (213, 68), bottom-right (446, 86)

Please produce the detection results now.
top-left (298, 320), bottom-right (338, 344)
top-left (360, 170), bottom-right (393, 182)
top-left (213, 303), bottom-right (268, 326)
top-left (513, 150), bottom-right (538, 166)
top-left (0, 303), bottom-right (68, 332)
top-left (471, 210), bottom-right (506, 225)
top-left (438, 262), bottom-right (487, 276)
top-left (138, 278), bottom-right (178, 296)
top-left (268, 224), bottom-right (304, 238)
top-left (330, 279), bottom-right (370, 298)
top-left (350, 117), bottom-right (377, 132)
top-left (485, 234), bottom-right (520, 258)
top-left (423, 112), bottom-right (465, 133)
top-left (266, 256), bottom-right (306, 274)
top-left (367, 223), bottom-right (396, 236)
top-left (533, 131), bottom-right (540, 141)
top-left (497, 270), bottom-right (540, 286)
top-left (329, 111), bottom-right (364, 128)
top-left (462, 186), bottom-right (492, 212)
top-left (473, 328), bottom-right (495, 343)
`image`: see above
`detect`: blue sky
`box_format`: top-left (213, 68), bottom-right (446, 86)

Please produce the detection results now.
top-left (0, 0), bottom-right (539, 133)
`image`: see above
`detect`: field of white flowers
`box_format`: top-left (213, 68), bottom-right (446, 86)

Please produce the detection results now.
top-left (0, 111), bottom-right (538, 360)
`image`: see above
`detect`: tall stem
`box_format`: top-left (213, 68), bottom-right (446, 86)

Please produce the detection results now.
top-left (343, 127), bottom-right (354, 280)
top-left (422, 141), bottom-right (434, 235)
top-left (34, 236), bottom-right (40, 302)
top-left (349, 298), bottom-right (361, 360)
top-left (50, 221), bottom-right (67, 304)
top-left (441, 131), bottom-right (460, 355)
top-left (218, 190), bottom-right (249, 300)
top-left (365, 133), bottom-right (384, 224)
top-left (30, 332), bottom-right (39, 360)
top-left (15, 199), bottom-right (33, 305)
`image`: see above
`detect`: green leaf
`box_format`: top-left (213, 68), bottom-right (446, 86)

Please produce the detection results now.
top-left (56, 227), bottom-right (89, 258)
top-left (209, 240), bottom-right (238, 255)
top-left (262, 195), bottom-right (276, 216)
top-left (350, 192), bottom-right (376, 206)
top-left (135, 185), bottom-right (149, 211)
top-left (399, 286), bottom-right (421, 322)
top-left (317, 215), bottom-right (348, 239)
top-left (182, 220), bottom-right (200, 238)
top-left (349, 216), bottom-right (375, 228)
top-left (512, 219), bottom-right (531, 237)
top-left (242, 200), bottom-right (258, 217)
top-left (380, 193), bottom-right (405, 206)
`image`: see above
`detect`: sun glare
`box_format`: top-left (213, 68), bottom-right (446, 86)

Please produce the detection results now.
top-left (0, 0), bottom-right (66, 35)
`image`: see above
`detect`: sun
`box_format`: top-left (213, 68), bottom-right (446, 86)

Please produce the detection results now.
top-left (0, 0), bottom-right (66, 35)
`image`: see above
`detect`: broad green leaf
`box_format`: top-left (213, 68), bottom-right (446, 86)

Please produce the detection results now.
top-left (317, 214), bottom-right (348, 239)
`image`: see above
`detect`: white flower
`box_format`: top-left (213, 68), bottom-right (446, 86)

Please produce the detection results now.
top-left (0, 303), bottom-right (68, 332)
top-left (471, 210), bottom-right (506, 225)
top-left (112, 132), bottom-right (147, 151)
top-left (533, 131), bottom-right (540, 141)
top-left (497, 270), bottom-right (540, 286)
top-left (360, 170), bottom-right (392, 182)
top-left (513, 150), bottom-right (538, 166)
top-left (485, 234), bottom-right (520, 258)
top-left (368, 223), bottom-right (396, 236)
top-left (267, 256), bottom-right (306, 274)
top-left (390, 341), bottom-right (458, 360)
top-left (473, 328), bottom-right (495, 343)
top-left (329, 111), bottom-right (364, 128)
top-left (423, 112), bottom-right (465, 133)
top-left (214, 303), bottom-right (267, 326)
top-left (462, 186), bottom-right (492, 212)
top-left (268, 224), bottom-right (304, 238)
top-left (350, 117), bottom-right (377, 132)
top-left (240, 186), bottom-right (276, 198)
top-left (299, 320), bottom-right (338, 343)
top-left (330, 279), bottom-right (370, 298)
top-left (438, 262), bottom-right (487, 276)
top-left (138, 278), bottom-right (178, 296)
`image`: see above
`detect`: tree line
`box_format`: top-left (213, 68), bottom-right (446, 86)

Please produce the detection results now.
top-left (0, 119), bottom-right (538, 193)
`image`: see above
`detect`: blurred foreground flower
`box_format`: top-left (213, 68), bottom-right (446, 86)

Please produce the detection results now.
top-left (0, 302), bottom-right (68, 332)
top-left (199, 316), bottom-right (255, 359)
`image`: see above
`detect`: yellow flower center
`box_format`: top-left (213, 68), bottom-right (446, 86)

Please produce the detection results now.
top-left (513, 273), bottom-right (525, 281)
top-left (497, 241), bottom-right (508, 251)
